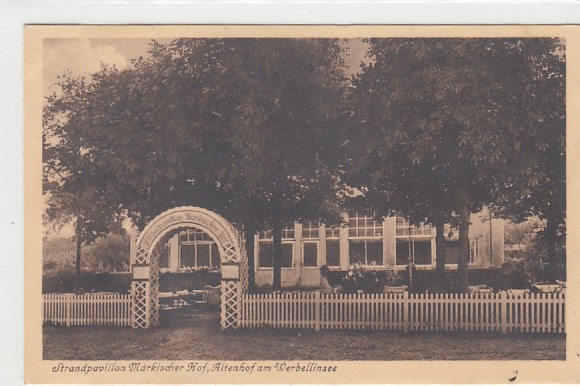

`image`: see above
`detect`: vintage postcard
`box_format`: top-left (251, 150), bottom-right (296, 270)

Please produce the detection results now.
top-left (24, 25), bottom-right (580, 384)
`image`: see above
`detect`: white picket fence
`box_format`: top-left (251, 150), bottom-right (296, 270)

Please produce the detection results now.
top-left (43, 293), bottom-right (131, 326)
top-left (241, 291), bottom-right (565, 334)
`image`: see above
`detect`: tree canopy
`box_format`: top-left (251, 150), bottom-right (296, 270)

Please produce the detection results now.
top-left (44, 38), bottom-right (565, 291)
top-left (346, 38), bottom-right (565, 290)
top-left (43, 74), bottom-right (125, 291)
top-left (44, 38), bottom-right (348, 289)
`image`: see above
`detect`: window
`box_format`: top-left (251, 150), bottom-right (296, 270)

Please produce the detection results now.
top-left (444, 239), bottom-right (479, 265)
top-left (470, 239), bottom-right (479, 264)
top-left (348, 213), bottom-right (383, 238)
top-left (302, 221), bottom-right (319, 239)
top-left (181, 229), bottom-right (212, 242)
top-left (259, 227), bottom-right (295, 240)
top-left (258, 242), bottom-right (293, 268)
top-left (303, 242), bottom-right (318, 267)
top-left (396, 217), bottom-right (432, 237)
top-left (349, 240), bottom-right (383, 265)
top-left (347, 213), bottom-right (383, 266)
top-left (326, 240), bottom-right (340, 267)
top-left (414, 240), bottom-right (431, 265)
top-left (395, 217), bottom-right (433, 266)
top-left (178, 230), bottom-right (220, 269)
top-left (396, 240), bottom-right (410, 265)
top-left (258, 226), bottom-right (295, 268)
top-left (396, 239), bottom-right (431, 265)
top-left (258, 242), bottom-right (274, 268)
top-left (195, 244), bottom-right (219, 267)
top-left (180, 244), bottom-right (196, 267)
top-left (179, 243), bottom-right (219, 269)
top-left (325, 226), bottom-right (340, 267)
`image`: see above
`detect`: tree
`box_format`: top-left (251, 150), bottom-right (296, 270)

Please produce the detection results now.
top-left (491, 40), bottom-right (566, 280)
top-left (43, 75), bottom-right (125, 292)
top-left (347, 38), bottom-right (565, 291)
top-left (47, 39), bottom-right (347, 290)
top-left (84, 234), bottom-right (130, 272)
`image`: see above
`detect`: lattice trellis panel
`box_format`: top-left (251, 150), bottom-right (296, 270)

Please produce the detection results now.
top-left (220, 241), bottom-right (238, 264)
top-left (221, 280), bottom-right (242, 330)
top-left (131, 280), bottom-right (150, 328)
top-left (135, 247), bottom-right (149, 265)
top-left (149, 250), bottom-right (160, 327)
top-left (238, 235), bottom-right (249, 294)
top-left (220, 228), bottom-right (248, 329)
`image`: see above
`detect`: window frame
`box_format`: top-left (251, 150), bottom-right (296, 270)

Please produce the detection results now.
top-left (256, 240), bottom-right (295, 270)
top-left (325, 226), bottom-right (341, 268)
top-left (347, 213), bottom-right (385, 267)
top-left (257, 227), bottom-right (296, 270)
top-left (301, 221), bottom-right (320, 240)
top-left (394, 217), bottom-right (434, 269)
top-left (179, 240), bottom-right (220, 269)
top-left (443, 230), bottom-right (482, 268)
top-left (469, 238), bottom-right (479, 264)
top-left (348, 212), bottom-right (383, 239)
top-left (348, 238), bottom-right (384, 266)
top-left (302, 240), bottom-right (319, 268)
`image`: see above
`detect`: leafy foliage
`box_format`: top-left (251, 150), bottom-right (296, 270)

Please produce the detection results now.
top-left (346, 38), bottom-right (565, 290)
top-left (44, 74), bottom-right (126, 291)
top-left (44, 38), bottom-right (565, 291)
top-left (84, 234), bottom-right (130, 272)
top-left (44, 39), bottom-right (348, 289)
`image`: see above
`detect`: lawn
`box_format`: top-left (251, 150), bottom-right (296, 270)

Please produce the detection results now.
top-left (43, 311), bottom-right (565, 361)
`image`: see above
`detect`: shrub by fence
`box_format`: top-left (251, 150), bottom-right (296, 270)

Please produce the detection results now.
top-left (43, 293), bottom-right (131, 326)
top-left (322, 267), bottom-right (529, 293)
top-left (241, 291), bottom-right (565, 334)
top-left (43, 271), bottom-right (221, 294)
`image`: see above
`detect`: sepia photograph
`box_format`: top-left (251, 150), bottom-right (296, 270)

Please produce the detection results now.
top-left (24, 25), bottom-right (579, 384)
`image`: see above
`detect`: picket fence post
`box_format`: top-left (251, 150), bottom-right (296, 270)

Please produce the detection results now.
top-left (66, 293), bottom-right (72, 327)
top-left (314, 291), bottom-right (321, 331)
top-left (500, 291), bottom-right (507, 335)
top-left (403, 291), bottom-right (409, 332)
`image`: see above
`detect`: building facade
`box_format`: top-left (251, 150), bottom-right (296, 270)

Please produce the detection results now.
top-left (158, 209), bottom-right (504, 288)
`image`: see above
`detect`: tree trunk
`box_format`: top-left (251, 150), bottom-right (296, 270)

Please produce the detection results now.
top-left (272, 217), bottom-right (282, 291)
top-left (544, 213), bottom-right (560, 281)
top-left (434, 215), bottom-right (446, 292)
top-left (271, 188), bottom-right (283, 291)
top-left (74, 216), bottom-right (83, 294)
top-left (457, 192), bottom-right (470, 293)
top-left (245, 223), bottom-right (256, 291)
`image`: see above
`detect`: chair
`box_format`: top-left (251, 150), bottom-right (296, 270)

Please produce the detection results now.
top-left (383, 285), bottom-right (407, 294)
top-left (158, 292), bottom-right (179, 310)
top-left (203, 285), bottom-right (221, 308)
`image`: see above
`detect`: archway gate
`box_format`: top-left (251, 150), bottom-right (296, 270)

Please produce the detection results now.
top-left (130, 206), bottom-right (248, 330)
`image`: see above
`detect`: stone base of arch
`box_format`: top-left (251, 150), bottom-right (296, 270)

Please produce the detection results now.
top-left (128, 207), bottom-right (248, 330)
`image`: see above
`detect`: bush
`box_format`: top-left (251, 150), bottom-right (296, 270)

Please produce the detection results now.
top-left (43, 269), bottom-right (221, 293)
top-left (334, 264), bottom-right (404, 294)
top-left (499, 261), bottom-right (532, 290)
top-left (520, 237), bottom-right (566, 283)
top-left (84, 234), bottom-right (130, 272)
top-left (43, 269), bottom-right (132, 294)
top-left (323, 266), bottom-right (509, 293)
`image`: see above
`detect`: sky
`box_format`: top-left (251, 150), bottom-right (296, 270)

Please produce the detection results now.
top-left (44, 38), bottom-right (151, 95)
top-left (43, 38), bottom-right (369, 96)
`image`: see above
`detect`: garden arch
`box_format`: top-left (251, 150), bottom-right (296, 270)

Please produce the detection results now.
top-left (130, 206), bottom-right (248, 330)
